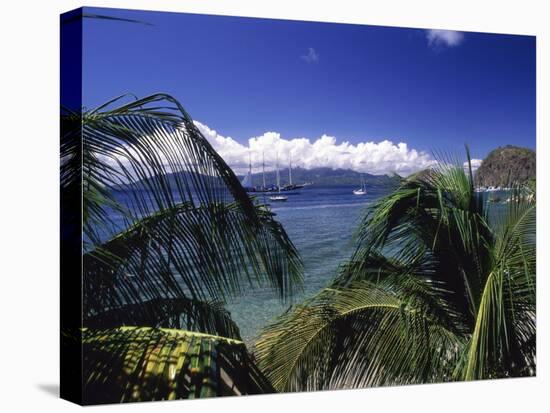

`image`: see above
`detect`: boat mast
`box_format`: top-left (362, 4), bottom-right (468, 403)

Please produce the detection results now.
top-left (289, 153), bottom-right (293, 186)
top-left (248, 151), bottom-right (253, 188)
top-left (276, 152), bottom-right (281, 193)
top-left (262, 151), bottom-right (266, 190)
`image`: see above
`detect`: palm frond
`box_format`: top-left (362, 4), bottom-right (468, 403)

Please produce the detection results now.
top-left (61, 94), bottom-right (303, 329)
top-left (85, 298), bottom-right (242, 340)
top-left (255, 278), bottom-right (465, 392)
top-left (460, 192), bottom-right (536, 380)
top-left (84, 201), bottom-right (301, 322)
top-left (345, 167), bottom-right (492, 326)
top-left (79, 327), bottom-right (273, 404)
top-left (256, 150), bottom-right (535, 389)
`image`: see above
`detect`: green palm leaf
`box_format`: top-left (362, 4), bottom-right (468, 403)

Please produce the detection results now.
top-left (344, 154), bottom-right (493, 326)
top-left (61, 94), bottom-right (302, 330)
top-left (255, 148), bottom-right (535, 390)
top-left (255, 278), bottom-right (465, 391)
top-left (460, 191), bottom-right (536, 380)
top-left (84, 201), bottom-right (301, 324)
top-left (79, 327), bottom-right (274, 404)
top-left (85, 298), bottom-right (242, 340)
top-left (61, 93), bottom-right (303, 401)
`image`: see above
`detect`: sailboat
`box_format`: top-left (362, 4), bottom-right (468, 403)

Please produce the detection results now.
top-left (353, 174), bottom-right (367, 195)
top-left (241, 152), bottom-right (254, 190)
top-left (289, 153), bottom-right (293, 187)
top-left (281, 153), bottom-right (307, 191)
top-left (269, 153), bottom-right (288, 202)
top-left (251, 152), bottom-right (272, 193)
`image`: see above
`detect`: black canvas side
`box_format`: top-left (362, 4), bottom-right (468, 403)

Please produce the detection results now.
top-left (60, 7), bottom-right (83, 406)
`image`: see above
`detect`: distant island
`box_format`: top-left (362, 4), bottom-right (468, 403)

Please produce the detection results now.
top-left (474, 145), bottom-right (535, 187)
top-left (406, 145), bottom-right (536, 189)
top-left (114, 145), bottom-right (535, 192)
top-left (237, 167), bottom-right (402, 187)
top-left (113, 167), bottom-right (402, 192)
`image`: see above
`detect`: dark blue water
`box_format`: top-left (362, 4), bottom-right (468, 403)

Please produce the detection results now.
top-left (100, 184), bottom-right (520, 343)
top-left (228, 188), bottom-right (523, 342)
top-left (101, 184), bottom-right (390, 341)
top-left (226, 185), bottom-right (392, 342)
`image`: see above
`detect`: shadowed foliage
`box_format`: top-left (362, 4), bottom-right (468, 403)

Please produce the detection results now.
top-left (61, 93), bottom-right (302, 401)
top-left (255, 151), bottom-right (535, 391)
top-left (79, 327), bottom-right (274, 404)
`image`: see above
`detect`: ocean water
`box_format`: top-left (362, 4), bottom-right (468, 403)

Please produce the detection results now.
top-left (108, 184), bottom-right (390, 341)
top-left (227, 187), bottom-right (518, 342)
top-left (102, 184), bottom-right (387, 342)
top-left (101, 184), bottom-right (520, 344)
top-left (226, 185), bottom-right (391, 342)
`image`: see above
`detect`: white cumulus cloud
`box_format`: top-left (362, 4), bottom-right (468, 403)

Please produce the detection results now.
top-left (426, 29), bottom-right (465, 48)
top-left (194, 121), bottom-right (436, 177)
top-left (464, 158), bottom-right (483, 172)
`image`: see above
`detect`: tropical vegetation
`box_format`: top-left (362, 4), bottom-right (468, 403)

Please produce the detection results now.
top-left (61, 94), bottom-right (302, 403)
top-left (255, 154), bottom-right (536, 391)
top-left (62, 93), bottom-right (536, 402)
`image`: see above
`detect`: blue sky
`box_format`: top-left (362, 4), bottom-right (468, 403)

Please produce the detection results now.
top-left (81, 7), bottom-right (535, 174)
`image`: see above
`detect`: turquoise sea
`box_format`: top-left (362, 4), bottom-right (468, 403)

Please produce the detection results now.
top-left (227, 186), bottom-right (515, 342)
top-left (104, 183), bottom-right (515, 343)
top-left (226, 185), bottom-right (391, 342)
top-left (105, 184), bottom-right (391, 341)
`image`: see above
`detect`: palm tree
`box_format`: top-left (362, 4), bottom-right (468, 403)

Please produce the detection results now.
top-left (255, 152), bottom-right (535, 392)
top-left (61, 94), bottom-right (303, 403)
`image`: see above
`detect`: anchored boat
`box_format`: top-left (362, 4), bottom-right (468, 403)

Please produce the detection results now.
top-left (269, 153), bottom-right (288, 202)
top-left (353, 174), bottom-right (367, 195)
